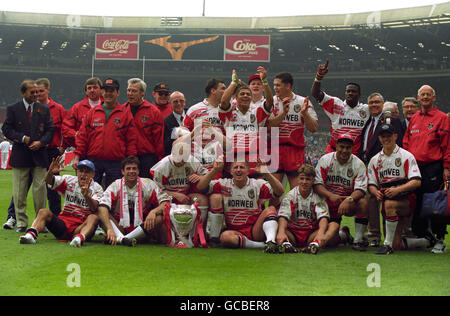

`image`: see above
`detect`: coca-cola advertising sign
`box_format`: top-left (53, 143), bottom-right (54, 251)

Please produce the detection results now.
top-left (95, 34), bottom-right (139, 60)
top-left (224, 35), bottom-right (270, 61)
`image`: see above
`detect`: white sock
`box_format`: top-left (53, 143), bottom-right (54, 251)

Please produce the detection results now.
top-left (110, 220), bottom-right (124, 242)
top-left (124, 225), bottom-right (146, 240)
top-left (384, 220), bottom-right (398, 247)
top-left (207, 212), bottom-right (224, 239)
top-left (403, 237), bottom-right (430, 249)
top-left (354, 220), bottom-right (367, 243)
top-left (240, 235), bottom-right (265, 249)
top-left (263, 220), bottom-right (278, 243)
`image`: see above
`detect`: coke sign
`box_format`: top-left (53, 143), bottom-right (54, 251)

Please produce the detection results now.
top-left (95, 34), bottom-right (139, 60)
top-left (224, 35), bottom-right (270, 61)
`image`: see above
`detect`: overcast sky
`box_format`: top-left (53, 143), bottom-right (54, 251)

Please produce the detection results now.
top-left (0, 0), bottom-right (447, 17)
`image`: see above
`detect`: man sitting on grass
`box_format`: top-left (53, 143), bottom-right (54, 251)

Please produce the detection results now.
top-left (19, 157), bottom-right (116, 247)
top-left (276, 164), bottom-right (330, 254)
top-left (197, 159), bottom-right (284, 253)
top-left (98, 156), bottom-right (170, 246)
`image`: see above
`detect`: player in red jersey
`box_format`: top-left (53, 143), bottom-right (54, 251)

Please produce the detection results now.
top-left (19, 158), bottom-right (116, 247)
top-left (311, 60), bottom-right (369, 155)
top-left (198, 159), bottom-right (284, 253)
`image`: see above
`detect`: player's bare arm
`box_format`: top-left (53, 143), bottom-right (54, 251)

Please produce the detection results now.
top-left (276, 216), bottom-right (290, 244)
top-left (197, 159), bottom-right (224, 192)
top-left (300, 96), bottom-right (318, 133)
top-left (220, 69), bottom-right (242, 111)
top-left (368, 184), bottom-right (384, 202)
top-left (314, 184), bottom-right (346, 205)
top-left (268, 97), bottom-right (290, 127)
top-left (45, 155), bottom-right (65, 186)
top-left (144, 201), bottom-right (168, 232)
top-left (97, 205), bottom-right (117, 245)
top-left (257, 159), bottom-right (284, 197)
top-left (384, 179), bottom-right (421, 199)
top-left (311, 59), bottom-right (329, 102)
top-left (258, 66), bottom-right (274, 112)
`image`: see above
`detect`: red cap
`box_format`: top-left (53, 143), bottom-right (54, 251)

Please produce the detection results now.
top-left (248, 74), bottom-right (261, 84)
top-left (337, 133), bottom-right (354, 143)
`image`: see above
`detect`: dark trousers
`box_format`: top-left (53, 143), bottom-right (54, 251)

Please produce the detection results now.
top-left (138, 153), bottom-right (159, 179)
top-left (413, 161), bottom-right (448, 239)
top-left (46, 148), bottom-right (62, 216)
top-left (92, 159), bottom-right (122, 190)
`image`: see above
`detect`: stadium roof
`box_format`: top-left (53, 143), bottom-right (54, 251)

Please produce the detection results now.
top-left (1, 2), bottom-right (449, 30)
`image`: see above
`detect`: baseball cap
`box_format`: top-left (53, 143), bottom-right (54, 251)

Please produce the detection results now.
top-left (154, 83), bottom-right (170, 93)
top-left (337, 133), bottom-right (354, 143)
top-left (379, 123), bottom-right (395, 135)
top-left (77, 160), bottom-right (95, 172)
top-left (248, 74), bottom-right (261, 84)
top-left (102, 78), bottom-right (120, 90)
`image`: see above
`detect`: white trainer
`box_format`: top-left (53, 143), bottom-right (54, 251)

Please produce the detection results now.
top-left (3, 217), bottom-right (16, 230)
top-left (70, 236), bottom-right (82, 248)
top-left (431, 240), bottom-right (447, 254)
top-left (19, 233), bottom-right (36, 244)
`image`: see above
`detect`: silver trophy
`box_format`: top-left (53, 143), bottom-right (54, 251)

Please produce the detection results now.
top-left (169, 198), bottom-right (199, 247)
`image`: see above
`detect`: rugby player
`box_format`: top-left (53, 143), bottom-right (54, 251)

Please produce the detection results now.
top-left (277, 164), bottom-right (330, 254)
top-left (269, 71), bottom-right (318, 188)
top-left (368, 124), bottom-right (435, 254)
top-left (314, 133), bottom-right (369, 251)
top-left (311, 59), bottom-right (370, 155)
top-left (197, 159), bottom-right (284, 253)
top-left (219, 67), bottom-right (273, 174)
top-left (19, 157), bottom-right (115, 247)
top-left (98, 156), bottom-right (170, 246)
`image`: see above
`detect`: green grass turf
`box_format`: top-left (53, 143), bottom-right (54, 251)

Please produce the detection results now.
top-left (0, 168), bottom-right (449, 296)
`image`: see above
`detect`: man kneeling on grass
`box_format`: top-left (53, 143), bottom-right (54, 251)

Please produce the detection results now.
top-left (276, 164), bottom-right (330, 254)
top-left (19, 157), bottom-right (116, 247)
top-left (98, 156), bottom-right (170, 246)
top-left (197, 159), bottom-right (284, 253)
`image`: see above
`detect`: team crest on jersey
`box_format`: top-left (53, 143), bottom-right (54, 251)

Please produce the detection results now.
top-left (207, 147), bottom-right (215, 156)
top-left (395, 158), bottom-right (402, 167)
top-left (347, 168), bottom-right (354, 178)
top-left (250, 114), bottom-right (256, 123)
top-left (427, 122), bottom-right (434, 130)
top-left (248, 188), bottom-right (255, 199)
top-left (232, 112), bottom-right (238, 121)
top-left (294, 104), bottom-right (301, 113)
top-left (359, 110), bottom-right (367, 119)
top-left (114, 118), bottom-right (121, 126)
top-left (141, 115), bottom-right (148, 122)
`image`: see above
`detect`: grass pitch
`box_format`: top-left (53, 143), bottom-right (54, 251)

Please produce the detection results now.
top-left (0, 168), bottom-right (449, 297)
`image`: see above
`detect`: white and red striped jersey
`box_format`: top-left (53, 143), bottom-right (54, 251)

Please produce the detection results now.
top-left (51, 175), bottom-right (103, 221)
top-left (272, 93), bottom-right (318, 148)
top-left (279, 188), bottom-right (329, 231)
top-left (100, 178), bottom-right (170, 216)
top-left (315, 152), bottom-right (367, 196)
top-left (208, 178), bottom-right (275, 227)
top-left (320, 92), bottom-right (370, 154)
top-left (150, 155), bottom-right (208, 194)
top-left (368, 145), bottom-right (421, 188)
top-left (219, 105), bottom-right (271, 154)
top-left (183, 99), bottom-right (225, 134)
top-left (193, 140), bottom-right (224, 172)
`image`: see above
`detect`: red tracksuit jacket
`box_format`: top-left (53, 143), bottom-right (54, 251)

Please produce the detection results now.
top-left (47, 98), bottom-right (68, 149)
top-left (74, 102), bottom-right (137, 161)
top-left (123, 99), bottom-right (165, 158)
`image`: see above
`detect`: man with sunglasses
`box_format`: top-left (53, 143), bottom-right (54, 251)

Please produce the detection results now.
top-left (152, 83), bottom-right (173, 119)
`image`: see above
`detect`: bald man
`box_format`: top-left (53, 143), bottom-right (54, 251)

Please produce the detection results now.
top-left (403, 85), bottom-right (450, 254)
